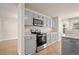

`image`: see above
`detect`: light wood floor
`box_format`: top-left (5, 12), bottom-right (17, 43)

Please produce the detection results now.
top-left (0, 39), bottom-right (17, 55)
top-left (0, 39), bottom-right (60, 55)
top-left (33, 41), bottom-right (60, 55)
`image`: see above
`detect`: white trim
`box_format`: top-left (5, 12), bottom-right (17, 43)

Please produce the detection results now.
top-left (17, 50), bottom-right (21, 55)
top-left (57, 17), bottom-right (63, 55)
top-left (58, 39), bottom-right (62, 55)
top-left (0, 38), bottom-right (17, 42)
top-left (18, 3), bottom-right (25, 55)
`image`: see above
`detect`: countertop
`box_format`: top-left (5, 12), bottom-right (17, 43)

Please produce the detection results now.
top-left (62, 35), bottom-right (79, 40)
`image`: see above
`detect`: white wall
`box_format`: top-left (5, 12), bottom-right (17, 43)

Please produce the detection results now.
top-left (0, 18), bottom-right (2, 40)
top-left (0, 4), bottom-right (18, 41)
top-left (1, 17), bottom-right (18, 40)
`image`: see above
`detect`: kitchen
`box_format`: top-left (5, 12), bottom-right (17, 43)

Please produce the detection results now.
top-left (18, 3), bottom-right (79, 55)
top-left (0, 3), bottom-right (79, 55)
top-left (23, 8), bottom-right (61, 55)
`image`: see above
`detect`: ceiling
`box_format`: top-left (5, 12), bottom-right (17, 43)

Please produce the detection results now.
top-left (25, 3), bottom-right (79, 19)
top-left (0, 3), bottom-right (18, 19)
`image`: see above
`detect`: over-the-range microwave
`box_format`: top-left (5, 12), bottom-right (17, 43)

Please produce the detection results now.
top-left (33, 18), bottom-right (44, 27)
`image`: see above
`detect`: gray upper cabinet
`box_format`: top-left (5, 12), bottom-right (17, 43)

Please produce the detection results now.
top-left (24, 10), bottom-right (33, 25)
top-left (52, 18), bottom-right (58, 31)
top-left (43, 17), bottom-right (47, 27)
top-left (24, 35), bottom-right (36, 55)
top-left (45, 17), bottom-right (50, 27)
top-left (45, 17), bottom-right (53, 28)
top-left (62, 37), bottom-right (79, 55)
top-left (33, 13), bottom-right (39, 19)
top-left (49, 19), bottom-right (52, 28)
top-left (47, 18), bottom-right (51, 28)
top-left (24, 10), bottom-right (53, 28)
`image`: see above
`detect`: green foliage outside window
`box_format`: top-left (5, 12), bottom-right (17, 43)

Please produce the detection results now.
top-left (73, 22), bottom-right (79, 30)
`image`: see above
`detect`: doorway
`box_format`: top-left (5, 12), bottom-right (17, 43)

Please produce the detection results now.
top-left (0, 3), bottom-right (18, 55)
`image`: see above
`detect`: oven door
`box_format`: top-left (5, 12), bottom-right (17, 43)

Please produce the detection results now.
top-left (37, 34), bottom-right (47, 47)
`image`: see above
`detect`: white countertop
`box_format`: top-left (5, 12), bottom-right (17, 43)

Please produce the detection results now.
top-left (62, 35), bottom-right (79, 39)
top-left (62, 29), bottom-right (79, 39)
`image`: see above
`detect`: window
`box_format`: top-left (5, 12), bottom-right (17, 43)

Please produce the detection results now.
top-left (63, 24), bottom-right (66, 33)
top-left (73, 22), bottom-right (79, 30)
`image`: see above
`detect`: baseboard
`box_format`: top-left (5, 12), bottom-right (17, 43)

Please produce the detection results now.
top-left (58, 39), bottom-right (62, 55)
top-left (0, 38), bottom-right (18, 42)
top-left (17, 50), bottom-right (25, 55)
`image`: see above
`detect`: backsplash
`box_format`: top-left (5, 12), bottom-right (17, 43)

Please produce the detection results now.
top-left (25, 26), bottom-right (53, 34)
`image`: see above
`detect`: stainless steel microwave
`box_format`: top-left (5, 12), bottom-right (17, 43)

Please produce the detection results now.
top-left (33, 18), bottom-right (44, 27)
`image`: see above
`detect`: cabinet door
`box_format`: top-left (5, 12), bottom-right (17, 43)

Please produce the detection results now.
top-left (50, 33), bottom-right (53, 42)
top-left (52, 19), bottom-right (58, 31)
top-left (50, 32), bottom-right (55, 43)
top-left (46, 18), bottom-right (52, 28)
top-left (49, 19), bottom-right (52, 28)
top-left (43, 17), bottom-right (47, 27)
top-left (48, 19), bottom-right (51, 28)
top-left (47, 33), bottom-right (51, 45)
top-left (24, 36), bottom-right (36, 55)
top-left (50, 19), bottom-right (53, 28)
top-left (45, 18), bottom-right (49, 27)
top-left (70, 39), bottom-right (79, 54)
top-left (76, 40), bottom-right (79, 54)
top-left (62, 38), bottom-right (79, 55)
top-left (25, 11), bottom-right (33, 25)
top-left (62, 38), bottom-right (72, 55)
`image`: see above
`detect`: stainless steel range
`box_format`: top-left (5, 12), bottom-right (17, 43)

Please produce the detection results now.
top-left (31, 29), bottom-right (47, 52)
top-left (36, 33), bottom-right (47, 52)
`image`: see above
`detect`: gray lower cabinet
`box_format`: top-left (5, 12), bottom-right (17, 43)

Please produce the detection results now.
top-left (47, 33), bottom-right (51, 45)
top-left (47, 32), bottom-right (58, 46)
top-left (51, 32), bottom-right (58, 42)
top-left (24, 36), bottom-right (36, 55)
top-left (62, 37), bottom-right (79, 55)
